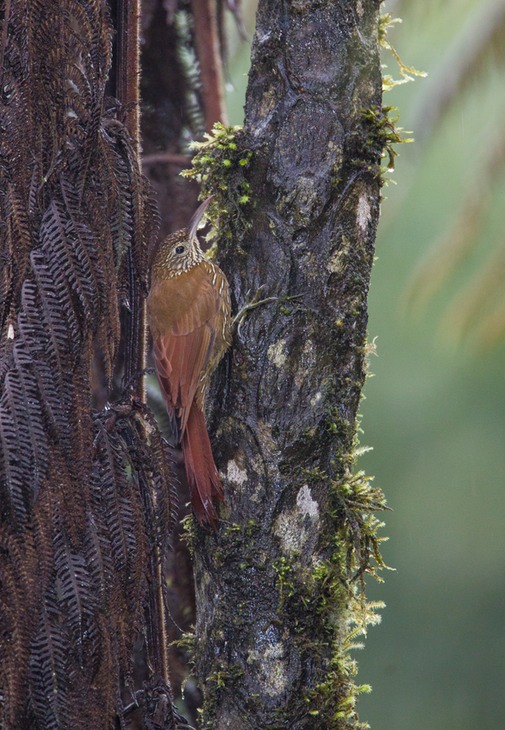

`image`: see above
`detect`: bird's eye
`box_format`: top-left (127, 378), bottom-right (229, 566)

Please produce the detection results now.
top-left (175, 245), bottom-right (185, 254)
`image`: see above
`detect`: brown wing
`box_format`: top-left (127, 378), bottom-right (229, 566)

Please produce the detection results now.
top-left (150, 267), bottom-right (222, 436)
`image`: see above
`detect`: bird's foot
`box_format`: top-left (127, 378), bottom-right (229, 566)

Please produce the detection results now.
top-left (233, 286), bottom-right (301, 338)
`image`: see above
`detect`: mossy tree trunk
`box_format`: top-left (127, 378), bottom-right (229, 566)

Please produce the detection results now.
top-left (193, 1), bottom-right (385, 728)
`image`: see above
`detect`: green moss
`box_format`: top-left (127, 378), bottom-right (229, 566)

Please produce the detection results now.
top-left (360, 13), bottom-right (425, 186)
top-left (301, 465), bottom-right (328, 482)
top-left (223, 519), bottom-right (260, 544)
top-left (273, 556), bottom-right (297, 608)
top-left (301, 468), bottom-right (387, 728)
top-left (199, 664), bottom-right (245, 730)
top-left (180, 513), bottom-right (197, 555)
top-left (273, 440), bottom-right (388, 728)
top-left (181, 122), bottom-right (253, 244)
top-left (362, 104), bottom-right (413, 180)
top-left (207, 664), bottom-right (244, 690)
top-left (379, 13), bottom-right (426, 92)
top-left (172, 630), bottom-right (196, 661)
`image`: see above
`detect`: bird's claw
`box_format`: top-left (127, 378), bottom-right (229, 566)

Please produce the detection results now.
top-left (233, 287), bottom-right (302, 339)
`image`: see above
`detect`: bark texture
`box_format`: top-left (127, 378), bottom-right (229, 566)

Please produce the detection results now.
top-left (193, 1), bottom-right (383, 728)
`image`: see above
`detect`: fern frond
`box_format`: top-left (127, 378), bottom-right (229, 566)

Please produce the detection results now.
top-left (28, 591), bottom-right (68, 730)
top-left (0, 360), bottom-right (48, 522)
top-left (53, 526), bottom-right (95, 659)
top-left (1, 2), bottom-right (176, 726)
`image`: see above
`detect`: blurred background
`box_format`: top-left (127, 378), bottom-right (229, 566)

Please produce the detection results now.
top-left (225, 1), bottom-right (505, 728)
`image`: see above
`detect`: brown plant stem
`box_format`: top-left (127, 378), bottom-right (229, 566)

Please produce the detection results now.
top-left (191, 0), bottom-right (227, 131)
top-left (116, 0), bottom-right (146, 402)
top-left (142, 152), bottom-right (191, 168)
top-left (116, 0), bottom-right (170, 691)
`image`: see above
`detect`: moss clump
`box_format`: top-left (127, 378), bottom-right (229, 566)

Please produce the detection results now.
top-left (272, 556), bottom-right (297, 608)
top-left (181, 122), bottom-right (253, 244)
top-left (172, 630), bottom-right (196, 661)
top-left (360, 13), bottom-right (425, 185)
top-left (180, 512), bottom-right (197, 555)
top-left (271, 452), bottom-right (388, 728)
top-left (304, 466), bottom-right (389, 728)
top-left (207, 663), bottom-right (244, 691)
top-left (199, 663), bottom-right (245, 730)
top-left (379, 13), bottom-right (426, 92)
top-left (362, 104), bottom-right (413, 180)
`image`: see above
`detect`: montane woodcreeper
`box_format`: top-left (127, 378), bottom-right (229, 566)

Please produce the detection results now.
top-left (147, 206), bottom-right (231, 525)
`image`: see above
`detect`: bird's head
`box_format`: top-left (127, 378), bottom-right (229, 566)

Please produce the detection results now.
top-left (150, 197), bottom-right (213, 280)
top-left (151, 228), bottom-right (203, 279)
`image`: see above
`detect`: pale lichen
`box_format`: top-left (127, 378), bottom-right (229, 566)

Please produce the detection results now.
top-left (247, 634), bottom-right (289, 697)
top-left (296, 484), bottom-right (319, 519)
top-left (274, 486), bottom-right (320, 556)
top-left (267, 338), bottom-right (288, 368)
top-left (224, 458), bottom-right (248, 488)
top-left (357, 194), bottom-right (371, 232)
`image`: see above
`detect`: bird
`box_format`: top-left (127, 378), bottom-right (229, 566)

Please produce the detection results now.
top-left (147, 202), bottom-right (231, 526)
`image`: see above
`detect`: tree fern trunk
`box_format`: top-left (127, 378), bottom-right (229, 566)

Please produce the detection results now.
top-left (193, 2), bottom-right (385, 728)
top-left (0, 3), bottom-right (177, 727)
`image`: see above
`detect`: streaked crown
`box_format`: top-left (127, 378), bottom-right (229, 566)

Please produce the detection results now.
top-left (150, 196), bottom-right (213, 280)
top-left (151, 229), bottom-right (203, 279)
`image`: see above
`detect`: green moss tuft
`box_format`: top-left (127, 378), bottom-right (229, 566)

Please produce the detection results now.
top-left (272, 433), bottom-right (389, 728)
top-left (360, 12), bottom-right (425, 186)
top-left (272, 556), bottom-right (297, 608)
top-left (172, 630), bottom-right (196, 661)
top-left (362, 104), bottom-right (413, 181)
top-left (180, 512), bottom-right (197, 555)
top-left (379, 13), bottom-right (427, 92)
top-left (181, 122), bottom-right (253, 244)
top-left (301, 462), bottom-right (389, 728)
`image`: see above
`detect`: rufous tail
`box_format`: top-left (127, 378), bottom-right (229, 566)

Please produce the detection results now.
top-left (181, 404), bottom-right (224, 526)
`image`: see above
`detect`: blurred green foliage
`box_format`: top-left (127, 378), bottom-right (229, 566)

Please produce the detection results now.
top-left (224, 1), bottom-right (505, 728)
top-left (360, 2), bottom-right (505, 728)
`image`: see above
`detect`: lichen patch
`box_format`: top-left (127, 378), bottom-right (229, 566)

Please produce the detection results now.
top-left (267, 338), bottom-right (287, 368)
top-left (357, 193), bottom-right (371, 232)
top-left (274, 486), bottom-right (320, 556)
top-left (225, 459), bottom-right (248, 487)
top-left (247, 630), bottom-right (288, 697)
top-left (296, 484), bottom-right (319, 519)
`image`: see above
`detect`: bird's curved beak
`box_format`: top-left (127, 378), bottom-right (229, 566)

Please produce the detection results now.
top-left (188, 195), bottom-right (214, 244)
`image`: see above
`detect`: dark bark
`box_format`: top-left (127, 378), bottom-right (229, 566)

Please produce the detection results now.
top-left (193, 2), bottom-right (383, 728)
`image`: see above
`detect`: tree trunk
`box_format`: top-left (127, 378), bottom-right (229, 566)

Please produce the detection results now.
top-left (193, 2), bottom-right (384, 728)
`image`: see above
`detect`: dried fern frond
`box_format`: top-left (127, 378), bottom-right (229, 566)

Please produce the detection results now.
top-left (407, 126), bottom-right (505, 347)
top-left (1, 2), bottom-right (177, 727)
top-left (437, 244), bottom-right (505, 347)
top-left (414, 0), bottom-right (505, 144)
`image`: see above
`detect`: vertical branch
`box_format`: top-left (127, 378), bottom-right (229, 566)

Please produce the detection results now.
top-left (116, 0), bottom-right (140, 154)
top-left (116, 0), bottom-right (170, 691)
top-left (0, 0), bottom-right (12, 88)
top-left (116, 0), bottom-right (146, 402)
top-left (191, 0), bottom-right (228, 130)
